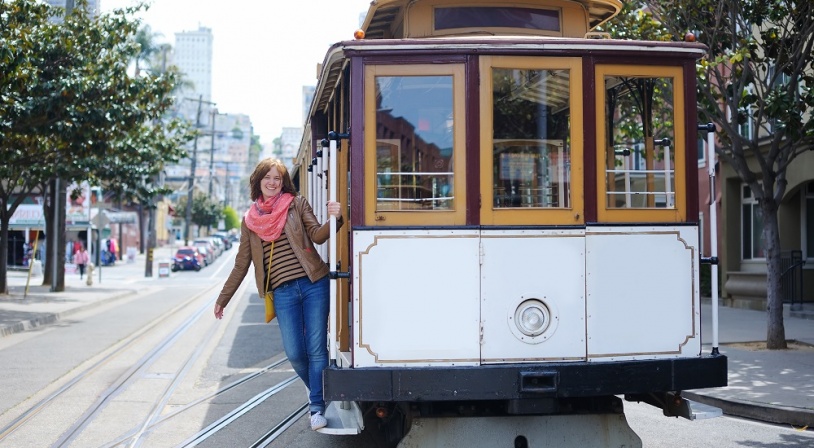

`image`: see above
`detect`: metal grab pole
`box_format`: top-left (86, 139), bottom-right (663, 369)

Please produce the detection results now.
top-left (328, 138), bottom-right (338, 364)
top-left (706, 125), bottom-right (720, 355)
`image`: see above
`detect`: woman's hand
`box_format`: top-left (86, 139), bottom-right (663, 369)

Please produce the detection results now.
top-left (214, 303), bottom-right (224, 319)
top-left (327, 201), bottom-right (342, 218)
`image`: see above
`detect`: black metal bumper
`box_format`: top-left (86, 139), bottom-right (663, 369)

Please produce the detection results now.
top-left (323, 355), bottom-right (727, 402)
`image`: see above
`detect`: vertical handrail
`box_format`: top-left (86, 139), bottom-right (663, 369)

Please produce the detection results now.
top-left (328, 138), bottom-right (338, 365)
top-left (706, 124), bottom-right (720, 355)
top-left (317, 151), bottom-right (326, 260)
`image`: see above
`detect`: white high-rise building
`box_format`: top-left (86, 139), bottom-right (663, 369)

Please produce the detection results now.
top-left (174, 26), bottom-right (214, 120)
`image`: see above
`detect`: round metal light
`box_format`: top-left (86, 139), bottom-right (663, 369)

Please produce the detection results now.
top-left (514, 300), bottom-right (550, 337)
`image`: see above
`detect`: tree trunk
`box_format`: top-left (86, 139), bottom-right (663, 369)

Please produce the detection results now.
top-left (55, 188), bottom-right (66, 292)
top-left (0, 215), bottom-right (10, 295)
top-left (763, 201), bottom-right (787, 349)
top-left (43, 178), bottom-right (67, 292)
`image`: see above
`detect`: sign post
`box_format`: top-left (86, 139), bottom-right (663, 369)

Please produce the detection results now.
top-left (91, 212), bottom-right (110, 284)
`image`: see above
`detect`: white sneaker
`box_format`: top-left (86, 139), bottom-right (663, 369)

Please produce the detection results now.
top-left (310, 411), bottom-right (327, 430)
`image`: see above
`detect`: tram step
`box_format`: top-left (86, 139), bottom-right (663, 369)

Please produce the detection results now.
top-left (316, 400), bottom-right (364, 435)
top-left (682, 399), bottom-right (724, 420)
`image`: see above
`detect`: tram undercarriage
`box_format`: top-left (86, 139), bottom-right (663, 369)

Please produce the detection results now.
top-left (322, 393), bottom-right (720, 447)
top-left (321, 356), bottom-right (726, 446)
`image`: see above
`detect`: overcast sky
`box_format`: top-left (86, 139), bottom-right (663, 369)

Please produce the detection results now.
top-left (101, 0), bottom-right (372, 144)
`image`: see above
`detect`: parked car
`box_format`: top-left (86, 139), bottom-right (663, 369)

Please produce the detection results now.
top-left (172, 247), bottom-right (204, 271)
top-left (212, 232), bottom-right (233, 250)
top-left (207, 236), bottom-right (224, 256)
top-left (192, 240), bottom-right (215, 265)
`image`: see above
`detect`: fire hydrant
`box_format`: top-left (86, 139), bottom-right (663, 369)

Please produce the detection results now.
top-left (86, 263), bottom-right (94, 286)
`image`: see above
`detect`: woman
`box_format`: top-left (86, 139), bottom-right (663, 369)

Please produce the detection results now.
top-left (214, 158), bottom-right (343, 431)
top-left (74, 245), bottom-right (89, 280)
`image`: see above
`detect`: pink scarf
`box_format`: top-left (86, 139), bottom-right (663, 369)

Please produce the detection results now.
top-left (244, 193), bottom-right (295, 242)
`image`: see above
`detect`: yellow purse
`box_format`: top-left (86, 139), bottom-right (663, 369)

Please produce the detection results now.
top-left (264, 241), bottom-right (276, 323)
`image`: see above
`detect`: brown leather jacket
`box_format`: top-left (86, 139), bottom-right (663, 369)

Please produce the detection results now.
top-left (216, 196), bottom-right (344, 308)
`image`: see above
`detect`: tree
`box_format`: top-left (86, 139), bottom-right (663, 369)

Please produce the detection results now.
top-left (0, 0), bottom-right (193, 293)
top-left (605, 1), bottom-right (814, 349)
top-left (223, 206), bottom-right (240, 231)
top-left (176, 193), bottom-right (224, 235)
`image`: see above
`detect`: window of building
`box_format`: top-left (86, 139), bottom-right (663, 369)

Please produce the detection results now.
top-left (742, 183), bottom-right (765, 260)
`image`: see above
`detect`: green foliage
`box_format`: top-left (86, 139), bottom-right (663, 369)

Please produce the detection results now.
top-left (0, 0), bottom-right (194, 200)
top-left (596, 1), bottom-right (673, 42)
top-left (223, 206), bottom-right (240, 231)
top-left (177, 193), bottom-right (223, 229)
top-left (0, 0), bottom-right (194, 291)
top-left (644, 0), bottom-right (813, 156)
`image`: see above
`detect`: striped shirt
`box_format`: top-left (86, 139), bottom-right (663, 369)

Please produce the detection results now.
top-left (263, 232), bottom-right (306, 291)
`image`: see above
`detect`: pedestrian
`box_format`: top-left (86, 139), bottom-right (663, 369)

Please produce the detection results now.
top-left (214, 158), bottom-right (343, 431)
top-left (75, 245), bottom-right (89, 280)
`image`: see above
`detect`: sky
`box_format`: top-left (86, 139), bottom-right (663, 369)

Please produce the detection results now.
top-left (101, 0), bottom-right (373, 144)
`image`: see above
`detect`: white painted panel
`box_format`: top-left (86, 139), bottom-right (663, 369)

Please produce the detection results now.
top-left (480, 229), bottom-right (586, 363)
top-left (353, 230), bottom-right (481, 367)
top-left (585, 226), bottom-right (700, 360)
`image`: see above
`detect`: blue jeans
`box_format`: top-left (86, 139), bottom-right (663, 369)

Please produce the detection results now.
top-left (273, 275), bottom-right (329, 414)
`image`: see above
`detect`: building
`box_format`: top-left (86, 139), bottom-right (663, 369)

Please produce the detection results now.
top-left (173, 26), bottom-right (214, 121)
top-left (279, 127), bottom-right (302, 171)
top-left (302, 86), bottom-right (315, 125)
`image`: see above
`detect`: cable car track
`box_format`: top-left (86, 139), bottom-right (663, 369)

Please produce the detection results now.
top-left (0, 285), bottom-right (218, 443)
top-left (0, 277), bottom-right (311, 447)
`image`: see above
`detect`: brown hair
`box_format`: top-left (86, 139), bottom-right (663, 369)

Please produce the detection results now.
top-left (249, 158), bottom-right (298, 201)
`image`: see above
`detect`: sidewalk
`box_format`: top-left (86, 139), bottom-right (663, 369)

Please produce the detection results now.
top-left (1, 258), bottom-right (812, 428)
top-left (685, 300), bottom-right (814, 427)
top-left (1, 245), bottom-right (175, 336)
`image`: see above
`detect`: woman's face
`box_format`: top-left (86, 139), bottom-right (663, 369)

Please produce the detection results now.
top-left (261, 167), bottom-right (283, 200)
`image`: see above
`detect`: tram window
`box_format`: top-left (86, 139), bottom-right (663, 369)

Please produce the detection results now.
top-left (491, 68), bottom-right (571, 209)
top-left (603, 75), bottom-right (677, 209)
top-left (374, 75), bottom-right (454, 212)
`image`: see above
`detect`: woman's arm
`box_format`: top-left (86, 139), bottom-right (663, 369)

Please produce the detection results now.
top-left (214, 220), bottom-right (252, 317)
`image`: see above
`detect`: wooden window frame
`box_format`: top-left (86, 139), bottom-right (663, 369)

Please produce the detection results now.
top-left (364, 63), bottom-right (467, 226)
top-left (479, 55), bottom-right (584, 225)
top-left (595, 64), bottom-right (687, 223)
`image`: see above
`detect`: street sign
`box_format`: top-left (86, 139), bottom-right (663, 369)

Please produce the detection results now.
top-left (91, 212), bottom-right (110, 228)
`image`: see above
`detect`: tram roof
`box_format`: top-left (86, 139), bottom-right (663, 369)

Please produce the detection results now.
top-left (359, 0), bottom-right (624, 39)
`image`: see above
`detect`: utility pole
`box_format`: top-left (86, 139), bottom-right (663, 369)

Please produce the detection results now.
top-left (208, 108), bottom-right (218, 198)
top-left (183, 96), bottom-right (216, 245)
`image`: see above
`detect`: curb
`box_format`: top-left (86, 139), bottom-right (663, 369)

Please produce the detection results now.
top-left (0, 289), bottom-right (138, 338)
top-left (684, 391), bottom-right (814, 427)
